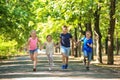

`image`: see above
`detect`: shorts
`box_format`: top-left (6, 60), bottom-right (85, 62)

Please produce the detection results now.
top-left (29, 48), bottom-right (38, 54)
top-left (61, 46), bottom-right (70, 57)
top-left (83, 50), bottom-right (92, 61)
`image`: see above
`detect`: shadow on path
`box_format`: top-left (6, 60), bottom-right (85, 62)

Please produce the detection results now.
top-left (0, 55), bottom-right (120, 80)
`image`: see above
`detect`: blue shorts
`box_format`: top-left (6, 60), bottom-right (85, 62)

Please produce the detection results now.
top-left (83, 50), bottom-right (92, 61)
top-left (29, 48), bottom-right (38, 54)
top-left (61, 46), bottom-right (70, 57)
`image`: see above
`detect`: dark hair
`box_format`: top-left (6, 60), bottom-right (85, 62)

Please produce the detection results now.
top-left (46, 35), bottom-right (52, 39)
top-left (62, 25), bottom-right (68, 29)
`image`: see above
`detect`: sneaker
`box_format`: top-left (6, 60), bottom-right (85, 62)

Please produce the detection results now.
top-left (62, 65), bottom-right (65, 69)
top-left (33, 68), bottom-right (36, 72)
top-left (49, 67), bottom-right (52, 70)
top-left (64, 64), bottom-right (68, 69)
top-left (86, 67), bottom-right (89, 71)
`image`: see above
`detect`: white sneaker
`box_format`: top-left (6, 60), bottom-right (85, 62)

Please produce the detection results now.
top-left (49, 67), bottom-right (52, 70)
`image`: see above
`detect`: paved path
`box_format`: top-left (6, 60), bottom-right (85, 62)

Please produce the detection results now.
top-left (0, 54), bottom-right (120, 80)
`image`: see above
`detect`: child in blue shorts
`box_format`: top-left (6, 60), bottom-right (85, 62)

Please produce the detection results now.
top-left (60, 25), bottom-right (73, 69)
top-left (77, 31), bottom-right (93, 70)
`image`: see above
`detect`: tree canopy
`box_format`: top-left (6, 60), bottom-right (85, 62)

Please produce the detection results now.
top-left (0, 0), bottom-right (120, 63)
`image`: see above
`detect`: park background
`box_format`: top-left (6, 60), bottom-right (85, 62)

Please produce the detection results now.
top-left (0, 0), bottom-right (120, 68)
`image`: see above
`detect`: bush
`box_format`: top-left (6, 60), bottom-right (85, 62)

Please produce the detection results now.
top-left (0, 38), bottom-right (18, 59)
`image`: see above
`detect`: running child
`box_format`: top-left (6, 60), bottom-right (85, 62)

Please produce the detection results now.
top-left (60, 25), bottom-right (73, 69)
top-left (42, 35), bottom-right (55, 70)
top-left (77, 31), bottom-right (93, 70)
top-left (27, 30), bottom-right (41, 72)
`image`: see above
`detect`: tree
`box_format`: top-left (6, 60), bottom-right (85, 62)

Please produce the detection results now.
top-left (107, 0), bottom-right (116, 65)
top-left (94, 1), bottom-right (102, 63)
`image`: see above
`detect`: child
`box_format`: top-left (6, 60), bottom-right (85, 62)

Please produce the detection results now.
top-left (60, 25), bottom-right (73, 69)
top-left (42, 35), bottom-right (55, 70)
top-left (27, 30), bottom-right (41, 72)
top-left (77, 31), bottom-right (93, 70)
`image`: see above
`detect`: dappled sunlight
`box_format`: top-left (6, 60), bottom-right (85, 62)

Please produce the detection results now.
top-left (0, 71), bottom-right (119, 80)
top-left (0, 63), bottom-right (33, 67)
top-left (0, 54), bottom-right (120, 80)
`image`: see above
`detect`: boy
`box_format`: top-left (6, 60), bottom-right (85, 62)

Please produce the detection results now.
top-left (77, 31), bottom-right (93, 70)
top-left (60, 25), bottom-right (73, 69)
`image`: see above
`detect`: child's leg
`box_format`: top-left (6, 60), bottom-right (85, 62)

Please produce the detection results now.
top-left (30, 54), bottom-right (34, 61)
top-left (65, 55), bottom-right (69, 65)
top-left (47, 54), bottom-right (53, 70)
top-left (61, 46), bottom-right (70, 69)
top-left (61, 46), bottom-right (66, 65)
top-left (83, 56), bottom-right (87, 66)
top-left (65, 47), bottom-right (70, 65)
top-left (47, 54), bottom-right (51, 65)
top-left (49, 57), bottom-right (53, 68)
top-left (29, 50), bottom-right (34, 61)
top-left (83, 51), bottom-right (87, 66)
top-left (63, 47), bottom-right (70, 69)
top-left (33, 52), bottom-right (38, 69)
top-left (62, 54), bottom-right (66, 64)
top-left (50, 53), bottom-right (54, 66)
top-left (87, 53), bottom-right (92, 67)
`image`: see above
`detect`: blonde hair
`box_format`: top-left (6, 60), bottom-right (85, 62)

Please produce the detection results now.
top-left (30, 30), bottom-right (36, 34)
top-left (86, 31), bottom-right (91, 34)
top-left (30, 30), bottom-right (36, 37)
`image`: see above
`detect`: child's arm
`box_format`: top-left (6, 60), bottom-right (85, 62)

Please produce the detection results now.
top-left (87, 39), bottom-right (93, 48)
top-left (87, 43), bottom-right (93, 48)
top-left (76, 39), bottom-right (81, 46)
top-left (37, 38), bottom-right (41, 43)
top-left (41, 42), bottom-right (46, 50)
top-left (76, 37), bottom-right (85, 45)
top-left (37, 37), bottom-right (42, 49)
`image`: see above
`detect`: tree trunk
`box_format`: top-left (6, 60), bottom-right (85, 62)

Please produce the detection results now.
top-left (94, 4), bottom-right (102, 63)
top-left (116, 32), bottom-right (119, 55)
top-left (70, 40), bottom-right (74, 56)
top-left (85, 22), bottom-right (92, 32)
top-left (105, 37), bottom-right (108, 54)
top-left (77, 23), bottom-right (82, 57)
top-left (74, 27), bottom-right (78, 57)
top-left (107, 0), bottom-right (116, 65)
top-left (116, 37), bottom-right (119, 55)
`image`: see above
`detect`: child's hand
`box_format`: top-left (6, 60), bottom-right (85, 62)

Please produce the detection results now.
top-left (87, 43), bottom-right (90, 46)
top-left (26, 50), bottom-right (29, 53)
top-left (87, 43), bottom-right (92, 47)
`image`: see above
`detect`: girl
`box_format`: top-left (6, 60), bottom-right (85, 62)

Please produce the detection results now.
top-left (42, 35), bottom-right (55, 70)
top-left (27, 30), bottom-right (41, 72)
top-left (77, 31), bottom-right (93, 70)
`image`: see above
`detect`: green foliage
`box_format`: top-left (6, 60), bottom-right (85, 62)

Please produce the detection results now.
top-left (0, 0), bottom-right (120, 59)
top-left (0, 36), bottom-right (17, 59)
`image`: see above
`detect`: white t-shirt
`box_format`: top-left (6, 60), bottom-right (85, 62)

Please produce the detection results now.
top-left (46, 41), bottom-right (54, 54)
